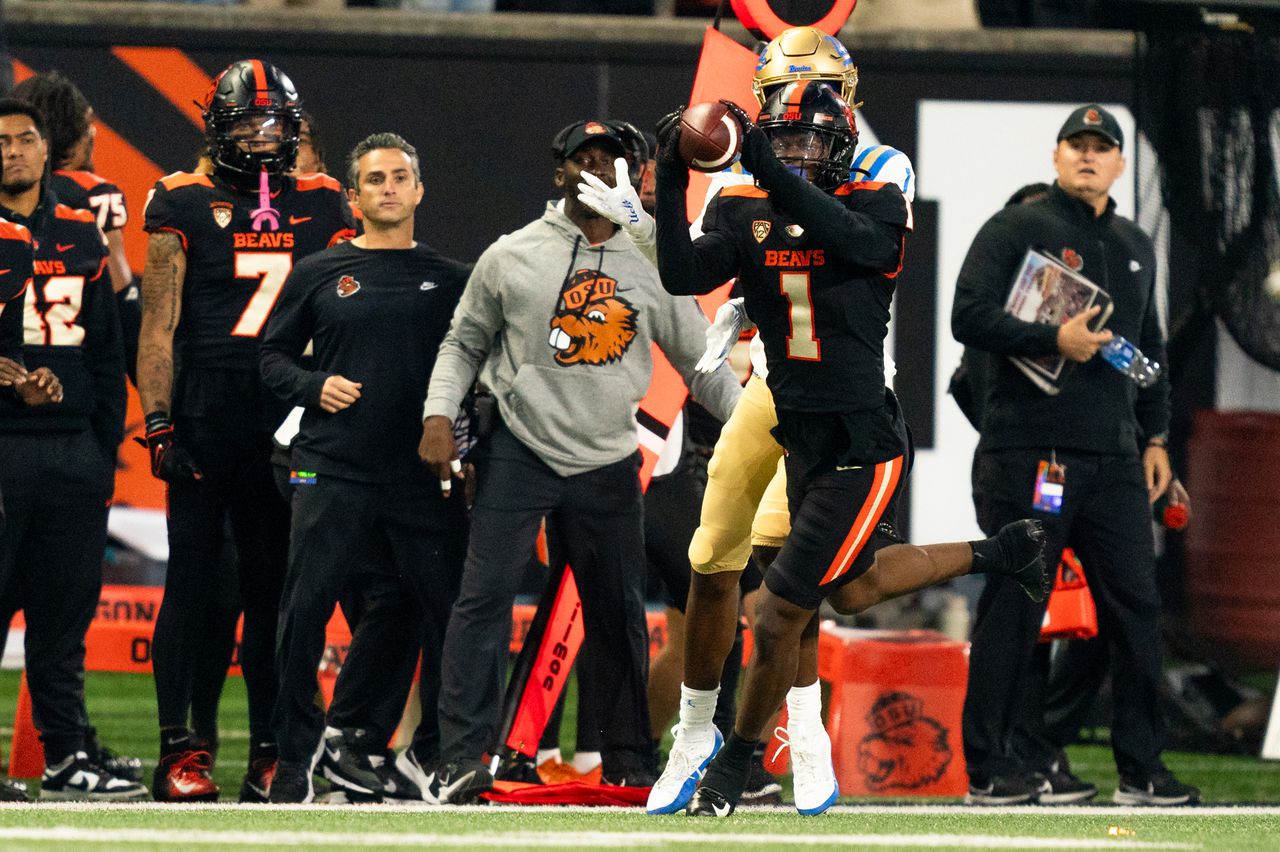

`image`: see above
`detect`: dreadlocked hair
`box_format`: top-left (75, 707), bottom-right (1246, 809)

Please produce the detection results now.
top-left (11, 71), bottom-right (91, 169)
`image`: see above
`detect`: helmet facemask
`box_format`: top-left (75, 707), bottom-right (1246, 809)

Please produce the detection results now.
top-left (203, 60), bottom-right (303, 179)
top-left (757, 83), bottom-right (859, 193)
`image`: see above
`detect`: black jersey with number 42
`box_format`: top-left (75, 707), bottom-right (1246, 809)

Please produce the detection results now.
top-left (143, 171), bottom-right (356, 372)
top-left (700, 180), bottom-right (909, 414)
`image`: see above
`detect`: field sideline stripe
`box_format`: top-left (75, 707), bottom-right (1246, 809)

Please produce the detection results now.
top-left (0, 827), bottom-right (1201, 849)
top-left (2, 802), bottom-right (1278, 817)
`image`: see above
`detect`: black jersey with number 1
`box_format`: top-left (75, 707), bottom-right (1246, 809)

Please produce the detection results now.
top-left (661, 177), bottom-right (910, 416)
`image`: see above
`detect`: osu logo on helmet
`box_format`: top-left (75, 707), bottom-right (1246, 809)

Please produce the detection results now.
top-left (547, 269), bottom-right (638, 366)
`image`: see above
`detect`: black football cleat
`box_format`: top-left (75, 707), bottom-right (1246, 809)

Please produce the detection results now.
top-left (685, 784), bottom-right (736, 817)
top-left (978, 519), bottom-right (1050, 602)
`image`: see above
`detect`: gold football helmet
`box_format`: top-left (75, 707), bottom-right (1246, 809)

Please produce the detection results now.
top-left (752, 26), bottom-right (859, 107)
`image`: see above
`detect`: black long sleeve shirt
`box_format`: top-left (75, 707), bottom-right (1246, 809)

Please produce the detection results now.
top-left (260, 240), bottom-right (470, 495)
top-left (951, 183), bottom-right (1170, 454)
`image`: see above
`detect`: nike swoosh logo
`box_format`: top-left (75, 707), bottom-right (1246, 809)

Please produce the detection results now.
top-left (0, 269), bottom-right (9, 276)
top-left (441, 770), bottom-right (476, 799)
top-left (326, 747), bottom-right (342, 762)
top-left (173, 777), bottom-right (205, 794)
top-left (289, 216), bottom-right (311, 225)
top-left (712, 801), bottom-right (731, 817)
top-left (56, 243), bottom-right (74, 252)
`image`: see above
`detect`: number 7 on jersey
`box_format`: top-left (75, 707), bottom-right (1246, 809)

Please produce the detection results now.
top-left (233, 252), bottom-right (292, 337)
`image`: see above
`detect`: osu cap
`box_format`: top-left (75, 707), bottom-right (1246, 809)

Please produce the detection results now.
top-left (1057, 104), bottom-right (1123, 150)
top-left (552, 120), bottom-right (627, 161)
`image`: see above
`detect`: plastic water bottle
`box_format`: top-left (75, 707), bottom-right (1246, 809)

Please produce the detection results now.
top-left (1099, 335), bottom-right (1161, 388)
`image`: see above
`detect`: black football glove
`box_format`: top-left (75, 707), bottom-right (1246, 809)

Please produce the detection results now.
top-left (135, 411), bottom-right (204, 483)
top-left (719, 99), bottom-right (772, 175)
top-left (654, 107), bottom-right (686, 167)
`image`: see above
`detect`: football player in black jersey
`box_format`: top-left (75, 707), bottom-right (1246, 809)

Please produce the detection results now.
top-left (13, 72), bottom-right (140, 383)
top-left (653, 83), bottom-right (1050, 817)
top-left (137, 59), bottom-right (354, 803)
top-left (0, 98), bottom-right (140, 800)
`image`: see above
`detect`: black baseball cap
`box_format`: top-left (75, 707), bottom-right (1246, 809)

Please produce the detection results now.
top-left (553, 120), bottom-right (626, 161)
top-left (1057, 104), bottom-right (1123, 150)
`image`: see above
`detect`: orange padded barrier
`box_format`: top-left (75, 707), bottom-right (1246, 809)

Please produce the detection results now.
top-left (817, 623), bottom-right (969, 797)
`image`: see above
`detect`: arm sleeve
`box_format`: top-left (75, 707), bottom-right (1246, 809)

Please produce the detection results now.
top-left (0, 292), bottom-right (22, 364)
top-left (654, 162), bottom-right (742, 296)
top-left (260, 261), bottom-right (328, 407)
top-left (651, 290), bottom-right (742, 423)
top-left (1134, 247), bottom-right (1171, 439)
top-left (0, 230), bottom-right (32, 363)
top-left (951, 214), bottom-right (1061, 358)
top-left (82, 254), bottom-right (127, 455)
top-left (751, 155), bottom-right (906, 271)
top-left (423, 248), bottom-right (505, 422)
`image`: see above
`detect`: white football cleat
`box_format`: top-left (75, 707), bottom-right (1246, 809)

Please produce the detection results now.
top-left (645, 725), bottom-right (722, 815)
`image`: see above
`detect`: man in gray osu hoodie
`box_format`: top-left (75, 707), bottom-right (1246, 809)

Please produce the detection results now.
top-left (417, 120), bottom-right (740, 803)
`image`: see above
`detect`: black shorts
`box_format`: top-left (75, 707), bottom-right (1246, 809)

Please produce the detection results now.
top-left (765, 393), bottom-right (912, 610)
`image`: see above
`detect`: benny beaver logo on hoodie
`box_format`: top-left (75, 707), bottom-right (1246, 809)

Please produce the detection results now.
top-left (546, 268), bottom-right (638, 366)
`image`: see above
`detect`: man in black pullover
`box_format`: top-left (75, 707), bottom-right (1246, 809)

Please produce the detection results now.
top-left (0, 98), bottom-right (139, 800)
top-left (952, 104), bottom-right (1196, 806)
top-left (261, 133), bottom-right (471, 803)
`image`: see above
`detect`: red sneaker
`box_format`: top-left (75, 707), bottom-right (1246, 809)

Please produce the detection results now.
top-left (152, 750), bottom-right (220, 802)
top-left (239, 757), bottom-right (277, 803)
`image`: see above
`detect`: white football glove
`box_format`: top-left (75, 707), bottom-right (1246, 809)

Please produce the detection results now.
top-left (577, 158), bottom-right (654, 243)
top-left (696, 297), bottom-right (750, 374)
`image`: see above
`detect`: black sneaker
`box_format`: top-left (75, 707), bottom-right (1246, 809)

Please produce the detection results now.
top-left (267, 759), bottom-right (314, 804)
top-left (602, 769), bottom-right (657, 787)
top-left (686, 784), bottom-right (736, 817)
top-left (41, 751), bottom-right (149, 801)
top-left (431, 758), bottom-right (494, 804)
top-left (371, 749), bottom-right (422, 801)
top-left (965, 773), bottom-right (1037, 805)
top-left (1029, 761), bottom-right (1097, 804)
top-left (0, 779), bottom-right (30, 802)
top-left (85, 728), bottom-right (144, 783)
top-left (394, 748), bottom-right (440, 804)
top-left (1114, 769), bottom-right (1200, 806)
top-left (495, 750), bottom-right (543, 785)
top-left (317, 728), bottom-right (382, 799)
top-left (739, 753), bottom-right (783, 806)
top-left (986, 520), bottom-right (1049, 602)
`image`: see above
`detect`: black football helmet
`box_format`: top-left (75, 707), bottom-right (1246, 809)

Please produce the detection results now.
top-left (203, 59), bottom-right (303, 178)
top-left (757, 81), bottom-right (858, 192)
top-left (606, 119), bottom-right (651, 190)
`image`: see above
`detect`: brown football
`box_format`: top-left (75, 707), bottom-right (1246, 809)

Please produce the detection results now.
top-left (678, 101), bottom-right (744, 173)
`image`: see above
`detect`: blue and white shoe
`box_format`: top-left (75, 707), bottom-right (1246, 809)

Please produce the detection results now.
top-left (646, 725), bottom-right (722, 815)
top-left (784, 724), bottom-right (839, 815)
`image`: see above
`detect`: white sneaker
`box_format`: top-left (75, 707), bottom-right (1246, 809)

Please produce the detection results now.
top-left (780, 724), bottom-right (838, 815)
top-left (645, 724), bottom-right (722, 815)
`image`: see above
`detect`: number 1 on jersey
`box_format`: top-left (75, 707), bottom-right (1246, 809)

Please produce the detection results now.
top-left (780, 271), bottom-right (821, 361)
top-left (233, 252), bottom-right (291, 337)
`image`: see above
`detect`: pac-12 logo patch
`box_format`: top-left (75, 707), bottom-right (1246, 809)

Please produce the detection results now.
top-left (752, 220), bottom-right (772, 243)
top-left (1061, 248), bottom-right (1084, 271)
top-left (210, 202), bottom-right (233, 229)
top-left (336, 275), bottom-right (361, 297)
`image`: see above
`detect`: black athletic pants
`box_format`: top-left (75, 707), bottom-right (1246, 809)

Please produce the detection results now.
top-left (0, 431), bottom-right (113, 762)
top-left (438, 423), bottom-right (652, 777)
top-left (273, 475), bottom-right (465, 764)
top-left (962, 447), bottom-right (1167, 781)
top-left (153, 418), bottom-right (288, 745)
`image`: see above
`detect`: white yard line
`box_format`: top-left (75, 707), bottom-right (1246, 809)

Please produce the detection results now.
top-left (2, 801), bottom-right (1278, 816)
top-left (0, 826), bottom-right (1201, 849)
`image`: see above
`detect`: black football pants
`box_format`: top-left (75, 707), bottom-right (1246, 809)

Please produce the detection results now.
top-left (437, 423), bottom-right (652, 778)
top-left (0, 431), bottom-right (113, 762)
top-left (962, 447), bottom-right (1167, 781)
top-left (153, 419), bottom-right (289, 745)
top-left (272, 476), bottom-right (466, 765)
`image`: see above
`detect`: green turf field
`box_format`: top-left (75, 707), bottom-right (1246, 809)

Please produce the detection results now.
top-left (2, 670), bottom-right (1279, 850)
